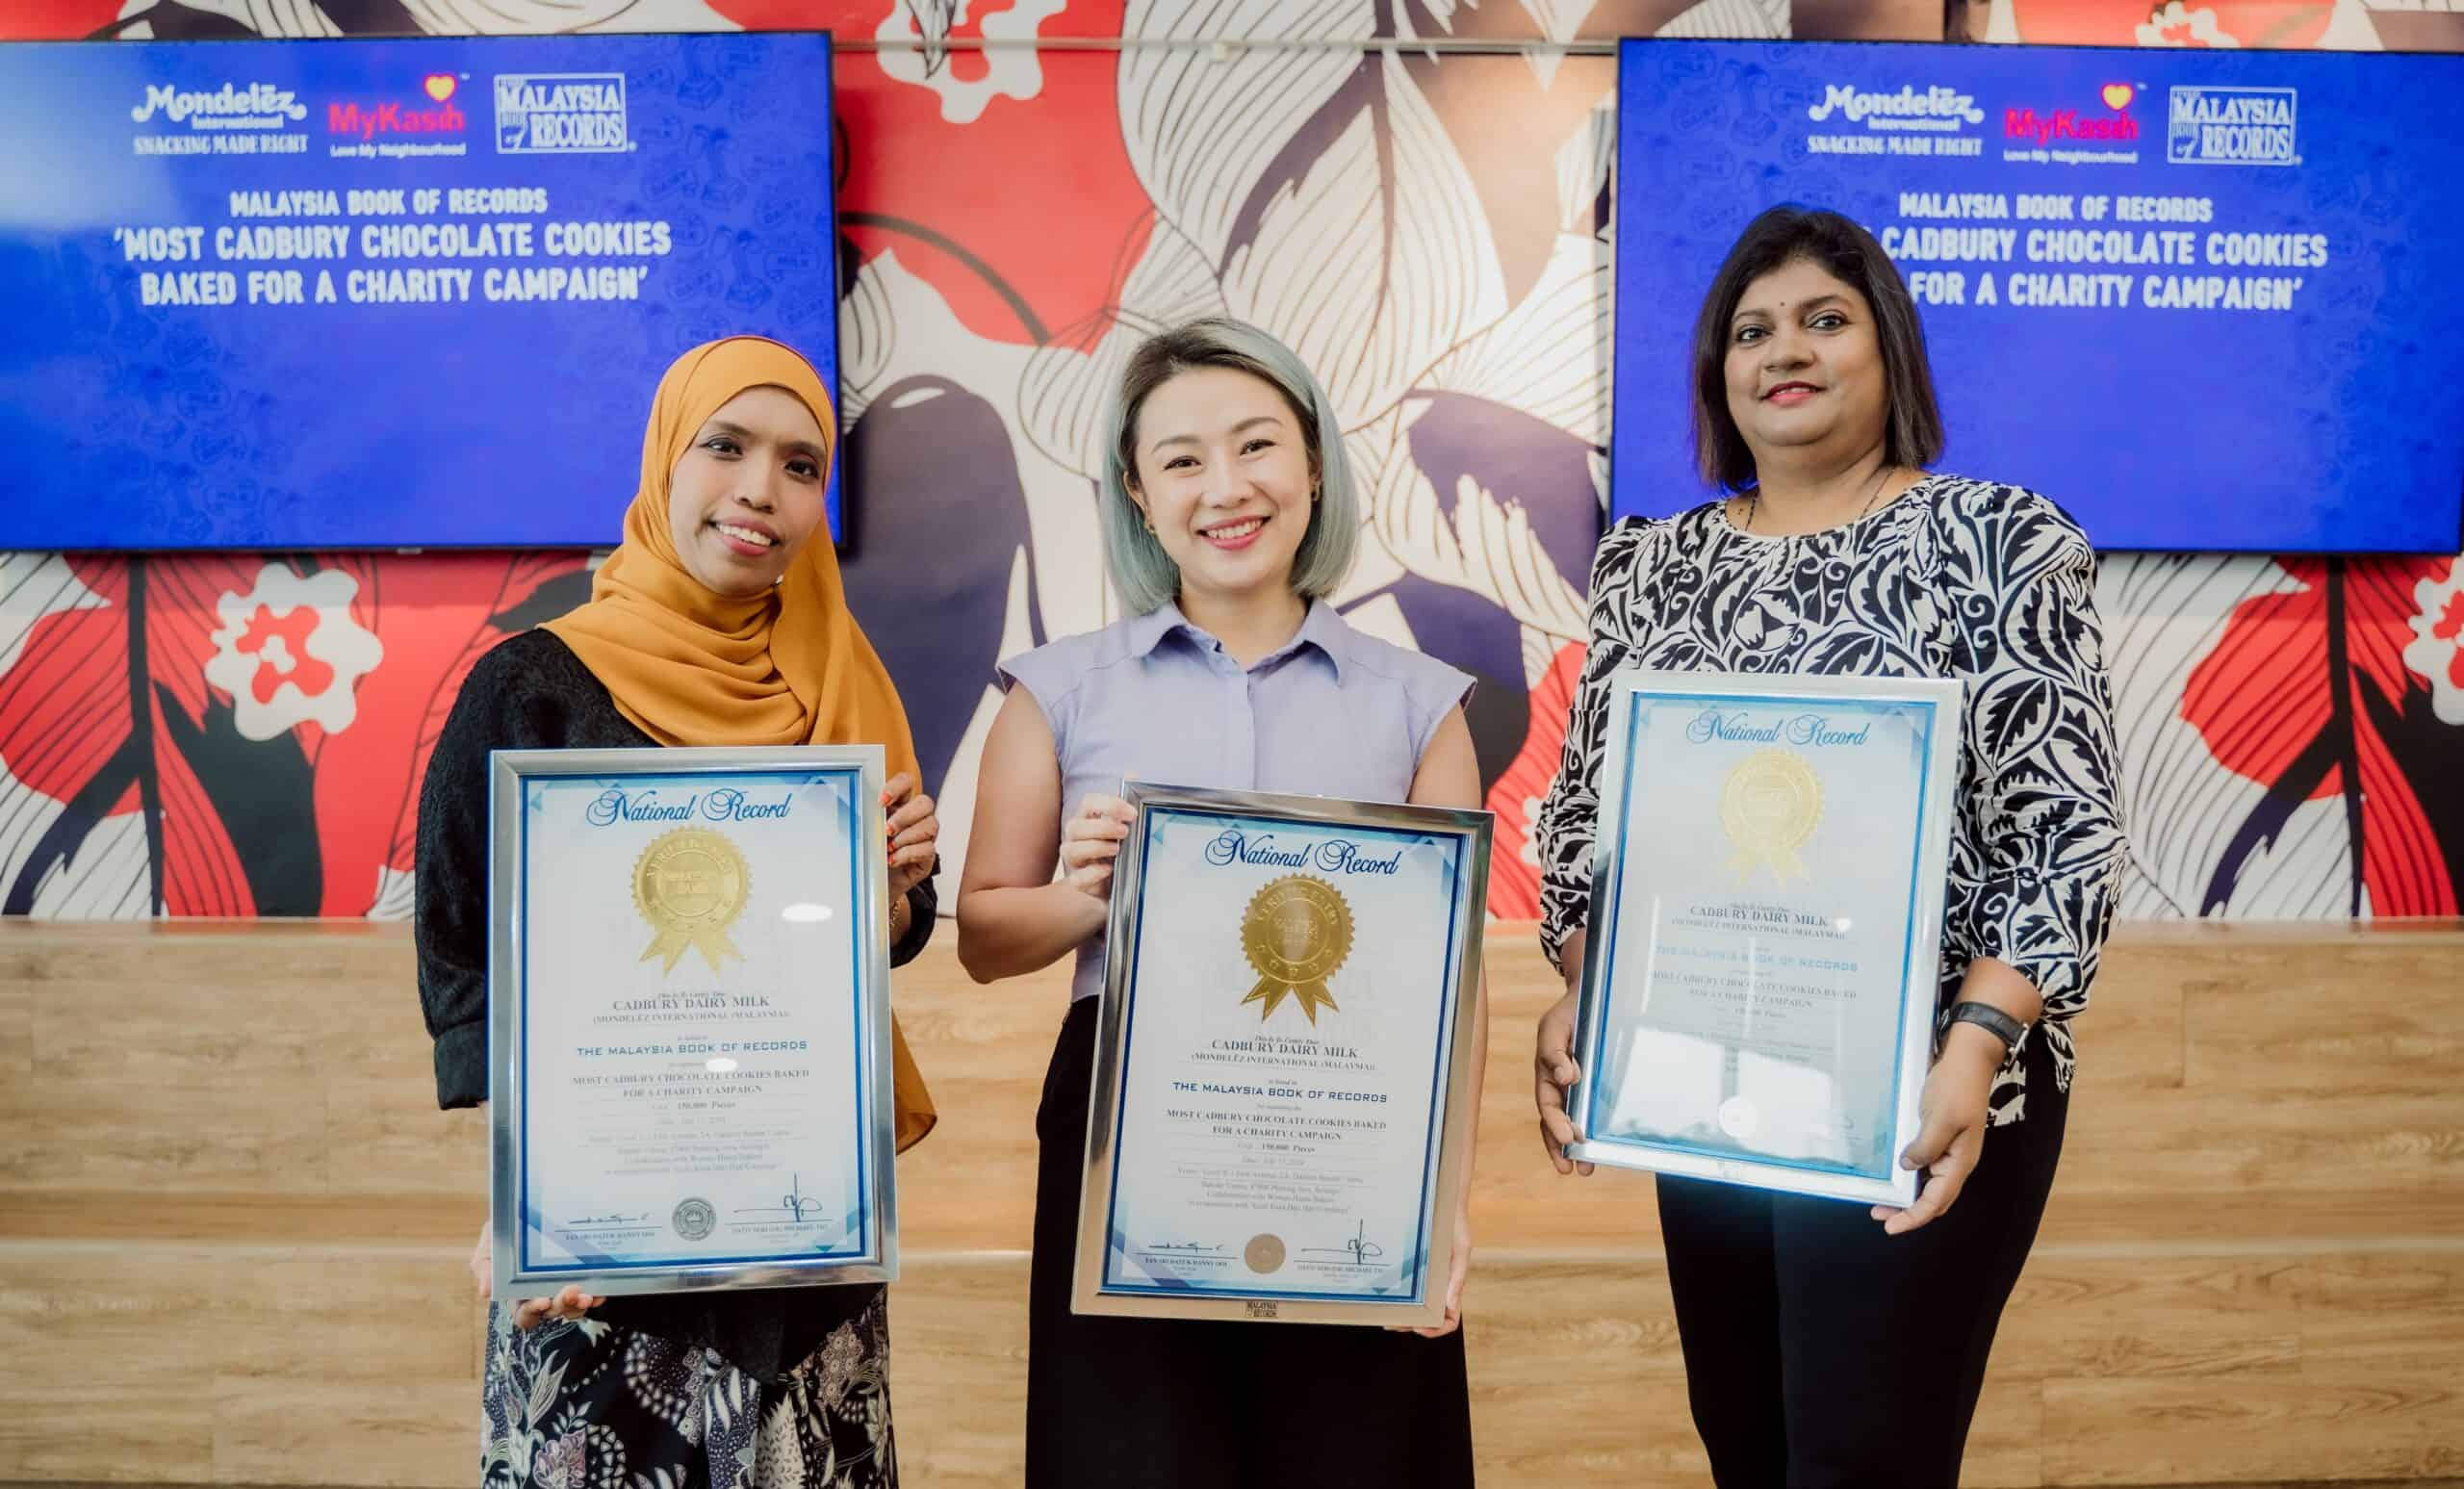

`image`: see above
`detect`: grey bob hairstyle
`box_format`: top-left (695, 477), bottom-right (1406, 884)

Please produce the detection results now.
top-left (1099, 318), bottom-right (1360, 616)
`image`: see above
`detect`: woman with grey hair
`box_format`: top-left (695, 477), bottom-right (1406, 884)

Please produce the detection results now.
top-left (957, 318), bottom-right (1483, 1487)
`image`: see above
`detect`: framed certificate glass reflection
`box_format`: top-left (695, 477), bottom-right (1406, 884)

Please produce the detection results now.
top-left (1074, 783), bottom-right (1492, 1327)
top-left (488, 746), bottom-right (898, 1297)
top-left (1567, 672), bottom-right (1962, 1206)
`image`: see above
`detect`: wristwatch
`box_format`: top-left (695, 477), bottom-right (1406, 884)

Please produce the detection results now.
top-left (1946, 1001), bottom-right (2027, 1053)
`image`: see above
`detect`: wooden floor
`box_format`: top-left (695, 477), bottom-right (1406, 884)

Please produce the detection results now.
top-left (0, 919), bottom-right (2458, 1486)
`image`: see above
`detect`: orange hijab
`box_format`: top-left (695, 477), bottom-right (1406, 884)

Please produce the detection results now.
top-left (544, 336), bottom-right (918, 784)
top-left (546, 336), bottom-right (935, 1151)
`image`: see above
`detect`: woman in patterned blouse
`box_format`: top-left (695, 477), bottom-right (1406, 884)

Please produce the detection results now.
top-left (1529, 206), bottom-right (2127, 1487)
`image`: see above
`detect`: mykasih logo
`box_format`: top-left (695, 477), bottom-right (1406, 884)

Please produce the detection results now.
top-left (1805, 84), bottom-right (1985, 131)
top-left (130, 82), bottom-right (305, 129)
top-left (326, 78), bottom-right (467, 141)
top-left (2169, 87), bottom-right (2297, 166)
top-left (2004, 90), bottom-right (2141, 146)
top-left (495, 72), bottom-right (629, 154)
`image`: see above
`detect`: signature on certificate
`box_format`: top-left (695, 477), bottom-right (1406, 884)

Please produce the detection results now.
top-left (734, 1176), bottom-right (826, 1223)
top-left (780, 1176), bottom-right (825, 1223)
top-left (1301, 1219), bottom-right (1384, 1267)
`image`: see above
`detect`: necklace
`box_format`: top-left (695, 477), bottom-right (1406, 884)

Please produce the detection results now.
top-left (1739, 467), bottom-right (1895, 535)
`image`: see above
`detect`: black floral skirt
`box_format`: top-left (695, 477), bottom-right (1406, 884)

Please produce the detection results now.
top-left (480, 1292), bottom-right (896, 1488)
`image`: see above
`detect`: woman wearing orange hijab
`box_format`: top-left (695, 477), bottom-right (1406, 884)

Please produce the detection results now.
top-left (416, 337), bottom-right (937, 1489)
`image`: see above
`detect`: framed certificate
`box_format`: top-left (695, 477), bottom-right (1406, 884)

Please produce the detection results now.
top-left (1567, 672), bottom-right (1962, 1206)
top-left (1073, 783), bottom-right (1491, 1327)
top-left (488, 746), bottom-right (898, 1297)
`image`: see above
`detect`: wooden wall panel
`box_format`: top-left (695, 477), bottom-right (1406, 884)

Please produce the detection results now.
top-left (0, 919), bottom-right (2456, 1487)
top-left (2040, 1372), bottom-right (2464, 1485)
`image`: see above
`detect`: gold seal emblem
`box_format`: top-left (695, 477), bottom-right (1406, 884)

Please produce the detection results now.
top-left (1244, 1233), bottom-right (1287, 1274)
top-left (1239, 874), bottom-right (1352, 1025)
top-left (1719, 747), bottom-right (1823, 885)
top-left (632, 827), bottom-right (750, 974)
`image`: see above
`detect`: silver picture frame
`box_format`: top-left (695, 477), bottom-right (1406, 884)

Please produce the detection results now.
top-left (1073, 781), bottom-right (1492, 1327)
top-left (1568, 670), bottom-right (1964, 1206)
top-left (489, 745), bottom-right (897, 1297)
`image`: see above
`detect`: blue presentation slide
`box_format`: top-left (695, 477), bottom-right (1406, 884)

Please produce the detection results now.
top-left (1614, 39), bottom-right (2464, 553)
top-left (0, 32), bottom-right (839, 552)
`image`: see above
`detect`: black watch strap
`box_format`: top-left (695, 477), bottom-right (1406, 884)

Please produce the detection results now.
top-left (1947, 1001), bottom-right (2027, 1052)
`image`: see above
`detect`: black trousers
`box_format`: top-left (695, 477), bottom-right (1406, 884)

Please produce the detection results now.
top-left (1655, 1041), bottom-right (2068, 1489)
top-left (1025, 997), bottom-right (1476, 1489)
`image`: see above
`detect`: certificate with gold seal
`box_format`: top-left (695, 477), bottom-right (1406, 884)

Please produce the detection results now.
top-left (1074, 783), bottom-right (1492, 1327)
top-left (1567, 671), bottom-right (1963, 1206)
top-left (488, 746), bottom-right (898, 1297)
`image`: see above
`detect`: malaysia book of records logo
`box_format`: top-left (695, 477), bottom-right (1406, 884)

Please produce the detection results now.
top-left (2168, 86), bottom-right (2299, 167)
top-left (494, 73), bottom-right (632, 156)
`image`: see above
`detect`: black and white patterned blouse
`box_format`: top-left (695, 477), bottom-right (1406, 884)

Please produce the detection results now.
top-left (1534, 475), bottom-right (2127, 1125)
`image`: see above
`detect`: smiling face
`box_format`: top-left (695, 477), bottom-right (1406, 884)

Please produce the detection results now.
top-left (1721, 256), bottom-right (1892, 475)
top-left (664, 385), bottom-right (831, 598)
top-left (1124, 364), bottom-right (1317, 607)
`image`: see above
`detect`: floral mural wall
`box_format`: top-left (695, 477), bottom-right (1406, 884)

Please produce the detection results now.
top-left (1, 0), bottom-right (2457, 921)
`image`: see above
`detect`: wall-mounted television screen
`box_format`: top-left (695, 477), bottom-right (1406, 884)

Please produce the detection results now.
top-left (1613, 38), bottom-right (2464, 553)
top-left (0, 30), bottom-right (840, 552)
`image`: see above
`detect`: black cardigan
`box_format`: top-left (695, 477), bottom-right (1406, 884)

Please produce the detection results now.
top-left (414, 629), bottom-right (936, 1379)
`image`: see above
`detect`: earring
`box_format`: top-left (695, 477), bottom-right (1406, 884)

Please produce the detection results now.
top-left (1143, 515), bottom-right (1157, 534)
